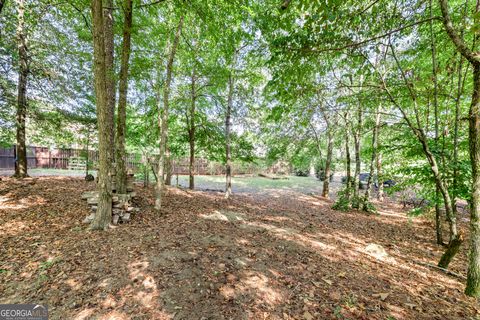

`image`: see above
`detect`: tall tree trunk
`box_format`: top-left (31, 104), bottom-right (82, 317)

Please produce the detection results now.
top-left (165, 145), bottom-right (172, 185)
top-left (85, 128), bottom-right (91, 177)
top-left (321, 108), bottom-right (333, 198)
top-left (363, 105), bottom-right (381, 208)
top-left (452, 58), bottom-right (466, 219)
top-left (345, 134), bottom-right (351, 195)
top-left (115, 0), bottom-right (133, 194)
top-left (435, 187), bottom-right (444, 245)
top-left (430, 0), bottom-right (444, 245)
top-left (189, 132), bottom-right (195, 189)
top-left (344, 112), bottom-right (352, 201)
top-left (322, 128), bottom-right (333, 198)
top-left (90, 0), bottom-right (112, 230)
top-left (376, 153), bottom-right (383, 201)
top-left (438, 0), bottom-right (480, 295)
top-left (104, 0), bottom-right (115, 165)
top-left (416, 134), bottom-right (460, 268)
top-left (386, 40), bottom-right (459, 266)
top-left (452, 0), bottom-right (469, 221)
top-left (466, 63), bottom-right (480, 296)
top-left (14, 0), bottom-right (28, 179)
top-left (225, 72), bottom-right (233, 199)
top-left (353, 103), bottom-right (362, 201)
top-left (155, 15), bottom-right (183, 210)
top-left (189, 67), bottom-right (196, 190)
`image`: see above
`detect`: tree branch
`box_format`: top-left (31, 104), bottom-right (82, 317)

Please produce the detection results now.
top-left (438, 0), bottom-right (480, 65)
top-left (286, 17), bottom-right (440, 54)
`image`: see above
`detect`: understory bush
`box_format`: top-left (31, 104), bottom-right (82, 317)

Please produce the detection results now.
top-left (332, 187), bottom-right (377, 214)
top-left (293, 167), bottom-right (310, 176)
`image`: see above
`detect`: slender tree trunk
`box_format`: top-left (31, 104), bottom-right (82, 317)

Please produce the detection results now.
top-left (14, 0), bottom-right (28, 179)
top-left (322, 128), bottom-right (333, 198)
top-left (343, 112), bottom-right (352, 200)
top-left (465, 64), bottom-right (480, 296)
top-left (115, 0), bottom-right (133, 194)
top-left (165, 145), bottom-right (172, 185)
top-left (437, 0), bottom-right (480, 295)
top-left (90, 0), bottom-right (112, 230)
top-left (321, 108), bottom-right (333, 198)
top-left (430, 0), bottom-right (444, 245)
top-left (85, 129), bottom-right (90, 177)
top-left (435, 188), bottom-right (444, 245)
top-left (376, 153), bottom-right (383, 201)
top-left (353, 103), bottom-right (362, 200)
top-left (189, 133), bottom-right (195, 189)
top-left (386, 40), bottom-right (459, 266)
top-left (225, 72), bottom-right (233, 199)
top-left (416, 135), bottom-right (457, 241)
top-left (363, 105), bottom-right (381, 208)
top-left (345, 134), bottom-right (351, 197)
top-left (155, 15), bottom-right (183, 210)
top-left (189, 68), bottom-right (196, 190)
top-left (104, 0), bottom-right (115, 165)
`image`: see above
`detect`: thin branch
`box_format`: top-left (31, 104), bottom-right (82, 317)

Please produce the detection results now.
top-left (285, 17), bottom-right (440, 54)
top-left (137, 0), bottom-right (166, 7)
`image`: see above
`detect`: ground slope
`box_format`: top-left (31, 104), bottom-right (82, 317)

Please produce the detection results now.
top-left (0, 177), bottom-right (478, 319)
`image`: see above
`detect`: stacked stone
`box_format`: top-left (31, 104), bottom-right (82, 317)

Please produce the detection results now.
top-left (82, 171), bottom-right (138, 225)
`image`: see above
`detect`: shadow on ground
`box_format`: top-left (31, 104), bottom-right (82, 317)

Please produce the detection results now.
top-left (0, 177), bottom-right (477, 319)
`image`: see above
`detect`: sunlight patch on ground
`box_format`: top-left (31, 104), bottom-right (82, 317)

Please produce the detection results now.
top-left (0, 195), bottom-right (29, 210)
top-left (245, 220), bottom-right (337, 252)
top-left (201, 210), bottom-right (245, 222)
top-left (220, 271), bottom-right (284, 307)
top-left (74, 308), bottom-right (95, 320)
top-left (262, 216), bottom-right (293, 223)
top-left (99, 311), bottom-right (130, 320)
top-left (297, 195), bottom-right (326, 206)
top-left (0, 219), bottom-right (30, 236)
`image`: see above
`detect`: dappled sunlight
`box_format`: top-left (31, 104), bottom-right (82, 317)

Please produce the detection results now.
top-left (0, 195), bottom-right (30, 210)
top-left (200, 210), bottom-right (245, 222)
top-left (65, 278), bottom-right (82, 291)
top-left (1, 177), bottom-right (477, 319)
top-left (98, 311), bottom-right (130, 320)
top-left (73, 308), bottom-right (95, 320)
top-left (0, 219), bottom-right (30, 236)
top-left (262, 215), bottom-right (293, 223)
top-left (220, 271), bottom-right (285, 307)
top-left (124, 261), bottom-right (160, 309)
top-left (244, 220), bottom-right (337, 252)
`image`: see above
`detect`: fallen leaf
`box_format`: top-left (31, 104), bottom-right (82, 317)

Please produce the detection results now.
top-left (372, 292), bottom-right (390, 301)
top-left (303, 311), bottom-right (313, 320)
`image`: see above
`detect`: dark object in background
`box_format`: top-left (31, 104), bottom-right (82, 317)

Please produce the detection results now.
top-left (341, 173), bottom-right (396, 189)
top-left (382, 179), bottom-right (396, 187)
top-left (85, 174), bottom-right (94, 181)
top-left (293, 168), bottom-right (310, 177)
top-left (359, 173), bottom-right (370, 189)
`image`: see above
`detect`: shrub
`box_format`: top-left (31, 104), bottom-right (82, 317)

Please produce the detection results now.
top-left (293, 167), bottom-right (310, 176)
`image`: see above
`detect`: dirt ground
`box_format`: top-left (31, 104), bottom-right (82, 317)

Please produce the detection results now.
top-left (0, 177), bottom-right (478, 320)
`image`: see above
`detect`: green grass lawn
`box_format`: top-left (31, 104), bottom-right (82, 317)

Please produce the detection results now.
top-left (0, 168), bottom-right (338, 195)
top-left (174, 174), bottom-right (338, 194)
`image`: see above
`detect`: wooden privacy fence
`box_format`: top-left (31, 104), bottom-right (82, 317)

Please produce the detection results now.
top-left (0, 145), bottom-right (260, 175)
top-left (0, 146), bottom-right (141, 170)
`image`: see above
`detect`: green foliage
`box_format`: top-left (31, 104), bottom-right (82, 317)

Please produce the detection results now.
top-left (362, 200), bottom-right (377, 215)
top-left (332, 187), bottom-right (353, 211)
